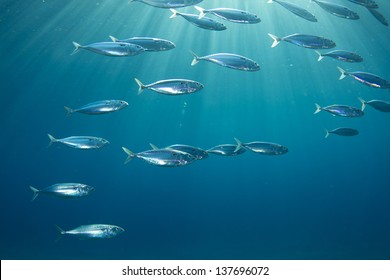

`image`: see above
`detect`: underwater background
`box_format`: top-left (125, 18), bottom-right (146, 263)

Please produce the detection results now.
top-left (1, 0), bottom-right (390, 260)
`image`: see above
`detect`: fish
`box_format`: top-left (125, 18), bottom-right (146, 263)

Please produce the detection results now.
top-left (29, 183), bottom-right (94, 201)
top-left (47, 134), bottom-right (109, 149)
top-left (194, 6), bottom-right (261, 24)
top-left (314, 103), bottom-right (364, 117)
top-left (134, 78), bottom-right (204, 95)
top-left (190, 51), bottom-right (260, 71)
top-left (122, 147), bottom-right (196, 167)
top-left (150, 143), bottom-right (208, 160)
top-left (337, 67), bottom-right (390, 89)
top-left (367, 8), bottom-right (388, 26)
top-left (267, 0), bottom-right (317, 22)
top-left (346, 0), bottom-right (378, 9)
top-left (109, 36), bottom-right (176, 51)
top-left (71, 41), bottom-right (144, 56)
top-left (207, 144), bottom-right (246, 156)
top-left (324, 127), bottom-right (359, 138)
top-left (268, 33), bottom-right (336, 49)
top-left (169, 9), bottom-right (226, 31)
top-left (129, 0), bottom-right (203, 9)
top-left (312, 0), bottom-right (359, 19)
top-left (55, 224), bottom-right (124, 240)
top-left (358, 97), bottom-right (390, 112)
top-left (315, 50), bottom-right (363, 63)
top-left (64, 100), bottom-right (128, 116)
top-left (234, 138), bottom-right (288, 155)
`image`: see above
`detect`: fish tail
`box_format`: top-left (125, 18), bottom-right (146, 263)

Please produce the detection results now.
top-left (134, 78), bottom-right (146, 95)
top-left (358, 97), bottom-right (366, 111)
top-left (194, 6), bottom-right (205, 19)
top-left (122, 147), bottom-right (135, 164)
top-left (109, 35), bottom-right (118, 42)
top-left (315, 51), bottom-right (323, 62)
top-left (71, 42), bottom-right (82, 55)
top-left (169, 9), bottom-right (178, 19)
top-left (149, 143), bottom-right (159, 150)
top-left (29, 186), bottom-right (40, 202)
top-left (314, 103), bottom-right (322, 114)
top-left (47, 134), bottom-right (57, 147)
top-left (233, 138), bottom-right (244, 153)
top-left (54, 224), bottom-right (65, 242)
top-left (337, 66), bottom-right (347, 80)
top-left (190, 50), bottom-right (200, 66)
top-left (64, 106), bottom-right (74, 116)
top-left (324, 128), bottom-right (330, 139)
top-left (268, 33), bottom-right (280, 48)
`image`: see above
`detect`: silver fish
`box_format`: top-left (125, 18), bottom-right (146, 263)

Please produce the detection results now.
top-left (313, 0), bottom-right (359, 19)
top-left (134, 78), bottom-right (203, 95)
top-left (338, 67), bottom-right (390, 89)
top-left (130, 0), bottom-right (203, 9)
top-left (55, 224), bottom-right (124, 239)
top-left (170, 9), bottom-right (226, 31)
top-left (314, 103), bottom-right (364, 117)
top-left (190, 51), bottom-right (260, 71)
top-left (64, 100), bottom-right (128, 116)
top-left (150, 143), bottom-right (208, 160)
top-left (194, 6), bottom-right (261, 24)
top-left (29, 183), bottom-right (94, 201)
top-left (268, 33), bottom-right (336, 49)
top-left (109, 36), bottom-right (175, 51)
top-left (315, 50), bottom-right (363, 63)
top-left (324, 127), bottom-right (359, 138)
top-left (71, 41), bottom-right (144, 56)
top-left (48, 134), bottom-right (109, 149)
top-left (268, 0), bottom-right (317, 22)
top-left (207, 144), bottom-right (246, 156)
top-left (367, 8), bottom-right (388, 26)
top-left (234, 138), bottom-right (288, 155)
top-left (122, 147), bottom-right (196, 167)
top-left (347, 0), bottom-right (378, 9)
top-left (359, 97), bottom-right (390, 112)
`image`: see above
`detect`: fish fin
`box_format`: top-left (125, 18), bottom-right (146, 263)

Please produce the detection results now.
top-left (109, 35), bottom-right (118, 42)
top-left (71, 42), bottom-right (82, 55)
top-left (314, 103), bottom-right (321, 114)
top-left (64, 106), bottom-right (74, 116)
top-left (233, 138), bottom-right (244, 153)
top-left (149, 143), bottom-right (159, 150)
top-left (194, 6), bottom-right (205, 19)
top-left (47, 134), bottom-right (57, 147)
top-left (169, 9), bottom-right (178, 19)
top-left (54, 224), bottom-right (65, 242)
top-left (29, 186), bottom-right (40, 202)
top-left (190, 50), bottom-right (199, 66)
top-left (267, 0), bottom-right (273, 3)
top-left (358, 97), bottom-right (366, 111)
top-left (122, 147), bottom-right (135, 164)
top-left (315, 51), bottom-right (323, 62)
top-left (134, 78), bottom-right (146, 95)
top-left (337, 66), bottom-right (347, 80)
top-left (268, 33), bottom-right (280, 48)
top-left (324, 128), bottom-right (330, 139)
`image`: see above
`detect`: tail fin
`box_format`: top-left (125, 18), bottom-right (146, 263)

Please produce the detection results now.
top-left (315, 51), bottom-right (324, 62)
top-left (324, 128), bottom-right (330, 139)
top-left (122, 147), bottom-right (136, 164)
top-left (233, 138), bottom-right (244, 153)
top-left (194, 6), bottom-right (206, 19)
top-left (71, 42), bottom-right (82, 55)
top-left (47, 134), bottom-right (57, 147)
top-left (314, 103), bottom-right (322, 114)
top-left (109, 35), bottom-right (118, 42)
top-left (170, 9), bottom-right (178, 19)
top-left (190, 50), bottom-right (200, 66)
top-left (268, 33), bottom-right (281, 48)
top-left (54, 225), bottom-right (66, 242)
top-left (134, 78), bottom-right (146, 95)
top-left (149, 143), bottom-right (159, 150)
top-left (29, 186), bottom-right (40, 202)
top-left (64, 106), bottom-right (74, 116)
top-left (337, 66), bottom-right (347, 80)
top-left (358, 97), bottom-right (366, 111)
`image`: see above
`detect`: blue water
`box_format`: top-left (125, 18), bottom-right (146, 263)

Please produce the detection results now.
top-left (1, 0), bottom-right (390, 260)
